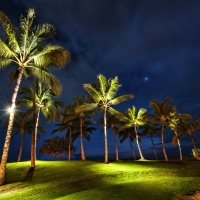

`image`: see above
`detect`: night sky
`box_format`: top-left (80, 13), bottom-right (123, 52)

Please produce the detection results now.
top-left (0, 0), bottom-right (200, 161)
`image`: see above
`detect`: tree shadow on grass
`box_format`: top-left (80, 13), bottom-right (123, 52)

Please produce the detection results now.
top-left (23, 167), bottom-right (35, 181)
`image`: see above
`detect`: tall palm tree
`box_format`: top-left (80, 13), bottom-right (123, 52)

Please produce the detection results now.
top-left (99, 113), bottom-right (120, 161)
top-left (17, 81), bottom-right (64, 159)
top-left (119, 106), bottom-right (147, 160)
top-left (140, 117), bottom-right (160, 160)
top-left (0, 9), bottom-right (69, 185)
top-left (172, 118), bottom-right (200, 160)
top-left (52, 104), bottom-right (77, 161)
top-left (168, 112), bottom-right (191, 160)
top-left (75, 74), bottom-right (134, 164)
top-left (119, 127), bottom-right (136, 160)
top-left (73, 96), bottom-right (96, 160)
top-left (149, 98), bottom-right (176, 161)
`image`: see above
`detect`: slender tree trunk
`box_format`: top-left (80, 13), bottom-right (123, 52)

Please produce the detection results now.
top-left (0, 67), bottom-right (24, 186)
top-left (190, 134), bottom-right (199, 160)
top-left (129, 138), bottom-right (136, 160)
top-left (111, 127), bottom-right (119, 160)
top-left (31, 76), bottom-right (37, 168)
top-left (34, 109), bottom-right (40, 160)
top-left (161, 122), bottom-right (168, 161)
top-left (134, 124), bottom-right (144, 159)
top-left (68, 128), bottom-right (71, 160)
top-left (18, 131), bottom-right (25, 162)
top-left (175, 131), bottom-right (182, 160)
top-left (80, 117), bottom-right (86, 160)
top-left (150, 134), bottom-right (158, 160)
top-left (104, 107), bottom-right (108, 164)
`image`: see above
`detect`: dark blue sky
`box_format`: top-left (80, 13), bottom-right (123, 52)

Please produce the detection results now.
top-left (0, 0), bottom-right (200, 161)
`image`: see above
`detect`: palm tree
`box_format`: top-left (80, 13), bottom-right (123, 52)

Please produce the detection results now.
top-left (140, 117), bottom-right (160, 160)
top-left (72, 120), bottom-right (96, 157)
top-left (119, 127), bottom-right (136, 160)
top-left (17, 81), bottom-right (64, 159)
top-left (172, 118), bottom-right (200, 160)
top-left (149, 98), bottom-right (176, 161)
top-left (73, 96), bottom-right (96, 160)
top-left (99, 113), bottom-right (120, 161)
top-left (119, 106), bottom-right (147, 160)
top-left (168, 112), bottom-right (191, 160)
top-left (52, 104), bottom-right (77, 161)
top-left (0, 9), bottom-right (69, 185)
top-left (75, 74), bottom-right (134, 164)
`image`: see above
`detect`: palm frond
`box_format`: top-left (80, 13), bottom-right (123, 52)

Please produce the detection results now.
top-left (109, 94), bottom-right (134, 106)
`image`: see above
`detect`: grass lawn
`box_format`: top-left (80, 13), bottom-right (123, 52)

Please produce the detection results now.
top-left (0, 159), bottom-right (200, 199)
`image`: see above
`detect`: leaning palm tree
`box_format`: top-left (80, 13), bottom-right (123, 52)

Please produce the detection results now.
top-left (98, 113), bottom-right (120, 161)
top-left (75, 74), bottom-right (134, 164)
top-left (73, 96), bottom-right (96, 160)
top-left (119, 127), bottom-right (137, 160)
top-left (0, 9), bottom-right (69, 185)
top-left (168, 112), bottom-right (191, 160)
top-left (119, 106), bottom-right (147, 160)
top-left (172, 118), bottom-right (200, 160)
top-left (149, 98), bottom-right (176, 161)
top-left (140, 117), bottom-right (160, 160)
top-left (16, 81), bottom-right (64, 159)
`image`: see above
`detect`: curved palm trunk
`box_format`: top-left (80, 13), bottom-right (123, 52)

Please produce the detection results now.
top-left (31, 76), bottom-right (37, 168)
top-left (129, 138), bottom-right (136, 160)
top-left (111, 129), bottom-right (119, 161)
top-left (80, 117), bottom-right (86, 160)
top-left (104, 107), bottom-right (108, 164)
top-left (68, 128), bottom-right (71, 161)
top-left (0, 67), bottom-right (24, 186)
top-left (34, 109), bottom-right (40, 160)
top-left (190, 134), bottom-right (199, 160)
top-left (134, 124), bottom-right (144, 159)
top-left (175, 131), bottom-right (182, 160)
top-left (161, 122), bottom-right (168, 161)
top-left (18, 131), bottom-right (25, 162)
top-left (150, 133), bottom-right (158, 160)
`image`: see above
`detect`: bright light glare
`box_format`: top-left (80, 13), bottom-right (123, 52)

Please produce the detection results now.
top-left (7, 106), bottom-right (14, 113)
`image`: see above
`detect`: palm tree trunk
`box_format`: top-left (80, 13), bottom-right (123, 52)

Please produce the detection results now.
top-left (190, 134), bottom-right (199, 160)
top-left (129, 138), bottom-right (136, 160)
top-left (34, 109), bottom-right (40, 160)
top-left (80, 117), bottom-right (86, 160)
top-left (0, 67), bottom-right (24, 186)
top-left (111, 128), bottom-right (119, 160)
top-left (68, 128), bottom-right (71, 161)
top-left (104, 107), bottom-right (108, 164)
top-left (134, 124), bottom-right (144, 159)
top-left (150, 134), bottom-right (158, 160)
top-left (161, 122), bottom-right (168, 161)
top-left (31, 76), bottom-right (37, 168)
top-left (18, 131), bottom-right (25, 162)
top-left (175, 131), bottom-right (182, 160)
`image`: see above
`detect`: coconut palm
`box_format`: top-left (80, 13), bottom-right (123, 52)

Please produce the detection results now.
top-left (172, 118), bottom-right (200, 160)
top-left (119, 106), bottom-right (147, 160)
top-left (140, 117), bottom-right (160, 160)
top-left (168, 112), bottom-right (191, 160)
top-left (98, 113), bottom-right (121, 161)
top-left (75, 74), bottom-right (134, 164)
top-left (72, 120), bottom-right (96, 157)
top-left (73, 96), bottom-right (96, 160)
top-left (149, 98), bottom-right (176, 161)
top-left (52, 104), bottom-right (77, 161)
top-left (0, 9), bottom-right (69, 185)
top-left (119, 127), bottom-right (137, 160)
top-left (16, 81), bottom-right (64, 159)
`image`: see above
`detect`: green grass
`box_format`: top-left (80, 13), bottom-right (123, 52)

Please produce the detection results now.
top-left (0, 159), bottom-right (200, 199)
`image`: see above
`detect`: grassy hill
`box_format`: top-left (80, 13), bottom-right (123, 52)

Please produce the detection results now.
top-left (0, 159), bottom-right (200, 199)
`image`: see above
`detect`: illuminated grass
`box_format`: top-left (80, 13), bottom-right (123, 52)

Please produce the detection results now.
top-left (0, 160), bottom-right (200, 199)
